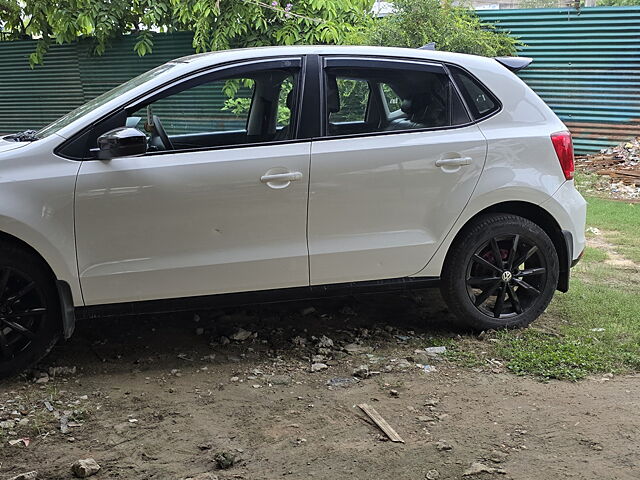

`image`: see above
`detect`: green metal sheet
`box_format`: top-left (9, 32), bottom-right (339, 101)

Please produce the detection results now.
top-left (0, 33), bottom-right (196, 134)
top-left (2, 10), bottom-right (639, 154)
top-left (478, 6), bottom-right (640, 153)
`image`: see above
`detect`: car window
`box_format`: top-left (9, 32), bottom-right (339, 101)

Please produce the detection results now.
top-left (127, 67), bottom-right (299, 153)
top-left (37, 63), bottom-right (178, 139)
top-left (131, 78), bottom-right (254, 138)
top-left (324, 64), bottom-right (470, 137)
top-left (448, 66), bottom-right (499, 120)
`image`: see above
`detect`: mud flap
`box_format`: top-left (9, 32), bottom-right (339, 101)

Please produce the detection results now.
top-left (56, 280), bottom-right (76, 339)
top-left (557, 230), bottom-right (574, 293)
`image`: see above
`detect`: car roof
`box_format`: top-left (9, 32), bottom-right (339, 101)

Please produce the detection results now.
top-left (173, 45), bottom-right (498, 70)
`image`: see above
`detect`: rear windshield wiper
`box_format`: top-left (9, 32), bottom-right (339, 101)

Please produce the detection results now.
top-left (3, 130), bottom-right (39, 142)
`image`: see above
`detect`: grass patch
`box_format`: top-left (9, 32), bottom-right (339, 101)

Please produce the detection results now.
top-left (574, 171), bottom-right (611, 195)
top-left (586, 196), bottom-right (640, 262)
top-left (581, 246), bottom-right (607, 263)
top-left (495, 276), bottom-right (640, 380)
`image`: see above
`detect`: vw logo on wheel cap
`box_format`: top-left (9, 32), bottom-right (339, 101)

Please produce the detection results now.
top-left (501, 271), bottom-right (513, 283)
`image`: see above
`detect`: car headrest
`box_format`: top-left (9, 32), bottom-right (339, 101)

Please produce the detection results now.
top-left (326, 75), bottom-right (340, 113)
top-left (400, 99), bottom-right (415, 114)
top-left (286, 89), bottom-right (295, 110)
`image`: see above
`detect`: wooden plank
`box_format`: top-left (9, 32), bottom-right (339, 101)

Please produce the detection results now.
top-left (358, 403), bottom-right (405, 443)
top-left (596, 169), bottom-right (640, 186)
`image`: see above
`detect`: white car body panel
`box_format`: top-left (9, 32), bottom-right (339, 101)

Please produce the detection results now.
top-left (308, 126), bottom-right (487, 285)
top-left (0, 136), bottom-right (82, 303)
top-left (75, 143), bottom-right (311, 305)
top-left (0, 45), bottom-right (587, 310)
top-left (0, 138), bottom-right (29, 154)
top-left (541, 180), bottom-right (587, 257)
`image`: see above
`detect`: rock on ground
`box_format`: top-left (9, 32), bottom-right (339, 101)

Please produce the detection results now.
top-left (214, 451), bottom-right (236, 469)
top-left (436, 440), bottom-right (453, 451)
top-left (310, 362), bottom-right (328, 372)
top-left (7, 472), bottom-right (38, 480)
top-left (425, 470), bottom-right (440, 480)
top-left (268, 374), bottom-right (292, 386)
top-left (230, 328), bottom-right (253, 341)
top-left (316, 335), bottom-right (334, 348)
top-left (463, 462), bottom-right (506, 476)
top-left (184, 474), bottom-right (219, 480)
top-left (71, 458), bottom-right (101, 478)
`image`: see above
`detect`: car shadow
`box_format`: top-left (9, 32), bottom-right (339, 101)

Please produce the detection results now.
top-left (38, 288), bottom-right (463, 377)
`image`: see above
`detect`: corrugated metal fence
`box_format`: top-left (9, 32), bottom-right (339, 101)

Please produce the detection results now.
top-left (477, 6), bottom-right (640, 153)
top-left (0, 32), bottom-right (196, 134)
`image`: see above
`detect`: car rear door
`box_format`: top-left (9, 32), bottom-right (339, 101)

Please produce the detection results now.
top-left (307, 56), bottom-right (488, 285)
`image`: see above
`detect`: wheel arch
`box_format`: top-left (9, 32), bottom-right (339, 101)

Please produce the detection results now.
top-left (0, 230), bottom-right (58, 280)
top-left (446, 201), bottom-right (570, 292)
top-left (0, 229), bottom-right (79, 338)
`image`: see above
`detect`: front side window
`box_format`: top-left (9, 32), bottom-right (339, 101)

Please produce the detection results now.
top-left (125, 67), bottom-right (299, 153)
top-left (324, 63), bottom-right (470, 137)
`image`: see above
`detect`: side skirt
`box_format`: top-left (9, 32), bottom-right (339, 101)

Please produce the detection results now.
top-left (75, 276), bottom-right (440, 320)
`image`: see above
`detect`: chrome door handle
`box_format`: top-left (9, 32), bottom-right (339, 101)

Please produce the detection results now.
top-left (435, 157), bottom-right (472, 168)
top-left (260, 171), bottom-right (303, 183)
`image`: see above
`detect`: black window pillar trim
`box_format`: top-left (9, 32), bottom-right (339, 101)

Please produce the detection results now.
top-left (298, 54), bottom-right (323, 140)
top-left (442, 64), bottom-right (474, 125)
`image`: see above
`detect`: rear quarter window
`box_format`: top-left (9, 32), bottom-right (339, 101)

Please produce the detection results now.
top-left (449, 66), bottom-right (500, 120)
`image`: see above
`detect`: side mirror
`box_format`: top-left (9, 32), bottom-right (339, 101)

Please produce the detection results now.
top-left (96, 127), bottom-right (147, 160)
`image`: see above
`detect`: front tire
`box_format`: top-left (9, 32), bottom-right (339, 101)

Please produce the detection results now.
top-left (0, 243), bottom-right (61, 378)
top-left (440, 214), bottom-right (559, 331)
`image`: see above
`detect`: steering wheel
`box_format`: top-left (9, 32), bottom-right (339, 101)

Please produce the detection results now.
top-left (150, 114), bottom-right (174, 151)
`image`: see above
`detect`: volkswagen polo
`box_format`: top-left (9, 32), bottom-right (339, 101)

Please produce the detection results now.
top-left (0, 46), bottom-right (586, 376)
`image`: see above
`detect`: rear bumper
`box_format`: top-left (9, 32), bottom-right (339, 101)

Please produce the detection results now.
top-left (542, 181), bottom-right (586, 293)
top-left (541, 180), bottom-right (587, 264)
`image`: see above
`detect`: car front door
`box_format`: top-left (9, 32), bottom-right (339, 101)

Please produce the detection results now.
top-left (74, 58), bottom-right (311, 305)
top-left (307, 57), bottom-right (488, 285)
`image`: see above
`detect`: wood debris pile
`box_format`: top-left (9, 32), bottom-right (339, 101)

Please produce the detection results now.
top-left (577, 137), bottom-right (640, 187)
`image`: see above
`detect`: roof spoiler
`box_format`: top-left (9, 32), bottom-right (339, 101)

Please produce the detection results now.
top-left (494, 56), bottom-right (533, 72)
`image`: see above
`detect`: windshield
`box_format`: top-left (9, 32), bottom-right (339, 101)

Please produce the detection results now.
top-left (37, 63), bottom-right (178, 139)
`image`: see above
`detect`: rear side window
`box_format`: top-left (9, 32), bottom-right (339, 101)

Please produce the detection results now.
top-left (449, 66), bottom-right (500, 120)
top-left (324, 64), bottom-right (470, 137)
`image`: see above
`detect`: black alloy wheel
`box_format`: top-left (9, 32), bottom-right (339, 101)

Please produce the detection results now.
top-left (0, 243), bottom-right (61, 378)
top-left (466, 234), bottom-right (549, 320)
top-left (0, 267), bottom-right (48, 360)
top-left (441, 214), bottom-right (559, 330)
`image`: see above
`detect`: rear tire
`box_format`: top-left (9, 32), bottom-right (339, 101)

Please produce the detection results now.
top-left (0, 243), bottom-right (61, 378)
top-left (440, 214), bottom-right (559, 331)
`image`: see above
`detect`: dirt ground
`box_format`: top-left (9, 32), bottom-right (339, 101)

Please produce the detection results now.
top-left (1, 290), bottom-right (638, 480)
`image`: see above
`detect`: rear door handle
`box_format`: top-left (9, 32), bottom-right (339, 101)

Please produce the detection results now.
top-left (435, 157), bottom-right (472, 168)
top-left (260, 171), bottom-right (303, 183)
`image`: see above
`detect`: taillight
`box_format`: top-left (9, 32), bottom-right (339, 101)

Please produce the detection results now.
top-left (551, 131), bottom-right (575, 180)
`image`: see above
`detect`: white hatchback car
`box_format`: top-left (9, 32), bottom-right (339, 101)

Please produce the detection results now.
top-left (0, 46), bottom-right (586, 376)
